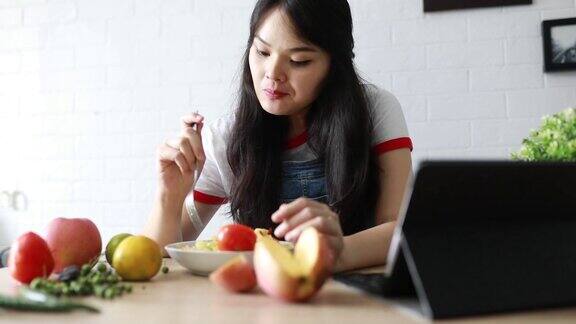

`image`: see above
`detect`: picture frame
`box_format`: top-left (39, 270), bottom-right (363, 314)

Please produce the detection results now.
top-left (542, 17), bottom-right (576, 72)
top-left (424, 0), bottom-right (532, 12)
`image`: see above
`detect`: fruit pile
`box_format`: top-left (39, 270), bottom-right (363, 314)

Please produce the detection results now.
top-left (209, 225), bottom-right (332, 302)
top-left (7, 218), bottom-right (163, 296)
top-left (5, 216), bottom-right (331, 306)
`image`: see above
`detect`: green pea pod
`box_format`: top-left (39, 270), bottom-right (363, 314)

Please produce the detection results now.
top-left (0, 288), bottom-right (100, 313)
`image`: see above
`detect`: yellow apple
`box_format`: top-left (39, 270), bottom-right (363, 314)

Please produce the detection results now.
top-left (253, 227), bottom-right (331, 302)
top-left (209, 254), bottom-right (257, 293)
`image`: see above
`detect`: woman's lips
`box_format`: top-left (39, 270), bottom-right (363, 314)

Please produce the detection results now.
top-left (264, 89), bottom-right (288, 100)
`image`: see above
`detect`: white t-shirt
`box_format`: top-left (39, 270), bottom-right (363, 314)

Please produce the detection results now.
top-left (192, 85), bottom-right (413, 205)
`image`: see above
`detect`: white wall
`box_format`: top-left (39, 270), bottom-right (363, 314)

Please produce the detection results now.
top-left (0, 0), bottom-right (575, 246)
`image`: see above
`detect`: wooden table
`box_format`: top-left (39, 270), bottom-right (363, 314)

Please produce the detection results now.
top-left (2, 259), bottom-right (576, 324)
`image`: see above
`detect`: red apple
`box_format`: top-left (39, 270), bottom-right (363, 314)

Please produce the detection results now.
top-left (45, 217), bottom-right (102, 273)
top-left (253, 227), bottom-right (331, 302)
top-left (209, 254), bottom-right (257, 293)
top-left (8, 232), bottom-right (54, 284)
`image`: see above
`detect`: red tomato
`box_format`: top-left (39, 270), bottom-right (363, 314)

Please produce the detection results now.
top-left (8, 232), bottom-right (54, 284)
top-left (217, 224), bottom-right (257, 251)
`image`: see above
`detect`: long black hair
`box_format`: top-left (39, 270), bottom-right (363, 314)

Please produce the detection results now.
top-left (226, 0), bottom-right (379, 236)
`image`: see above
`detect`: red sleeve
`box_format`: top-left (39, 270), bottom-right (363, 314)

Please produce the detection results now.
top-left (373, 137), bottom-right (413, 155)
top-left (193, 190), bottom-right (228, 205)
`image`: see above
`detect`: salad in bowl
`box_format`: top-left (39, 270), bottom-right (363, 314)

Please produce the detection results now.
top-left (165, 225), bottom-right (292, 276)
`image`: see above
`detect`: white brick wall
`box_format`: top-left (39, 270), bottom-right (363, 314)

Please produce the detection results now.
top-left (0, 0), bottom-right (575, 246)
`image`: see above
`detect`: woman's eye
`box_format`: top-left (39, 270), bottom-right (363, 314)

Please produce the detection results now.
top-left (290, 60), bottom-right (311, 67)
top-left (256, 49), bottom-right (269, 57)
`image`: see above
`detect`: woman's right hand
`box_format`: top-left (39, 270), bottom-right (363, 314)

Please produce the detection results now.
top-left (156, 113), bottom-right (205, 202)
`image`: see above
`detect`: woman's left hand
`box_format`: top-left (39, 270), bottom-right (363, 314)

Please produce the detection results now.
top-left (271, 197), bottom-right (344, 267)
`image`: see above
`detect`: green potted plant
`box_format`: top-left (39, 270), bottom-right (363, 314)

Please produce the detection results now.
top-left (512, 108), bottom-right (576, 161)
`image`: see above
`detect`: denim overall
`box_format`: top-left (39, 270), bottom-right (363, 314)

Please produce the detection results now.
top-left (280, 158), bottom-right (375, 236)
top-left (280, 159), bottom-right (328, 204)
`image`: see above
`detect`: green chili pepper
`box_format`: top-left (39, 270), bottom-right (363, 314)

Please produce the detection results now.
top-left (0, 288), bottom-right (99, 313)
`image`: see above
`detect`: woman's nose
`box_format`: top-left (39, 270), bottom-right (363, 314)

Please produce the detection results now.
top-left (266, 74), bottom-right (284, 82)
top-left (265, 59), bottom-right (286, 82)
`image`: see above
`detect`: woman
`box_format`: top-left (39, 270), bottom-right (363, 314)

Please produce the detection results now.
top-left (144, 0), bottom-right (413, 272)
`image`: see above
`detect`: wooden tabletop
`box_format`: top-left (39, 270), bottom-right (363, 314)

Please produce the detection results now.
top-left (2, 259), bottom-right (576, 324)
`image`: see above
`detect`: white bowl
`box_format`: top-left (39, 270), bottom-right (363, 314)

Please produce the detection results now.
top-left (165, 240), bottom-right (293, 276)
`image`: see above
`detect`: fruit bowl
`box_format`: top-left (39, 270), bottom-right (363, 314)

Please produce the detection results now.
top-left (165, 240), bottom-right (293, 276)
